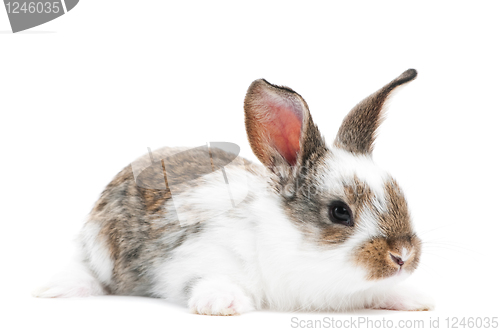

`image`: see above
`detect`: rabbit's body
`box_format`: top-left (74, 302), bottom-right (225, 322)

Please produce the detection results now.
top-left (35, 70), bottom-right (434, 314)
top-left (79, 147), bottom-right (265, 301)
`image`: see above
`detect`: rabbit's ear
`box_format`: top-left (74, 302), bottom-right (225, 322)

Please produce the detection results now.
top-left (334, 69), bottom-right (417, 155)
top-left (244, 79), bottom-right (326, 169)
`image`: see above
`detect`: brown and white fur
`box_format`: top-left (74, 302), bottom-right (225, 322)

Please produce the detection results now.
top-left (34, 69), bottom-right (434, 315)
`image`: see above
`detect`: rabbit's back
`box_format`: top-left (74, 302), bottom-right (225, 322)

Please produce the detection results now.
top-left (80, 146), bottom-right (263, 295)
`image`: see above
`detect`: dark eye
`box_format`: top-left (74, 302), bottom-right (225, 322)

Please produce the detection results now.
top-left (328, 201), bottom-right (353, 226)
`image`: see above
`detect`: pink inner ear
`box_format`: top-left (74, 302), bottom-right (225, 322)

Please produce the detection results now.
top-left (266, 101), bottom-right (303, 166)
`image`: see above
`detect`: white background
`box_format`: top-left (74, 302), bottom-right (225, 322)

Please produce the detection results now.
top-left (1, 1), bottom-right (499, 331)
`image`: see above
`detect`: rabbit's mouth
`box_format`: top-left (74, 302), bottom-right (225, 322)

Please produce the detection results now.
top-left (388, 249), bottom-right (417, 277)
top-left (394, 266), bottom-right (404, 277)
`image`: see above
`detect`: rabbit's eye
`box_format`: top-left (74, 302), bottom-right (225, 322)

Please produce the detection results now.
top-left (328, 201), bottom-right (353, 226)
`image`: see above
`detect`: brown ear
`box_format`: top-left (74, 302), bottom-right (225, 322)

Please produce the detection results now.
top-left (244, 79), bottom-right (325, 169)
top-left (334, 69), bottom-right (418, 155)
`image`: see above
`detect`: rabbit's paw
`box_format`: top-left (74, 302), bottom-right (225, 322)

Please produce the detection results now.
top-left (188, 278), bottom-right (254, 316)
top-left (373, 288), bottom-right (435, 311)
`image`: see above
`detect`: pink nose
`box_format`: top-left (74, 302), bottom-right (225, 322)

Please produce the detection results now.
top-left (390, 253), bottom-right (405, 266)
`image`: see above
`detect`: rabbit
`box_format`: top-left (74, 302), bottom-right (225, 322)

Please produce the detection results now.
top-left (34, 69), bottom-right (434, 315)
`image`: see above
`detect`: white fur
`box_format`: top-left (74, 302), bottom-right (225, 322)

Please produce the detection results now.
top-left (325, 147), bottom-right (389, 200)
top-left (401, 247), bottom-right (410, 262)
top-left (79, 222), bottom-right (114, 286)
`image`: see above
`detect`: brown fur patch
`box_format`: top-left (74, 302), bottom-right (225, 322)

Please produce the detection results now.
top-left (379, 179), bottom-right (413, 237)
top-left (353, 235), bottom-right (421, 280)
top-left (343, 176), bottom-right (374, 217)
top-left (352, 178), bottom-right (421, 280)
top-left (318, 224), bottom-right (355, 245)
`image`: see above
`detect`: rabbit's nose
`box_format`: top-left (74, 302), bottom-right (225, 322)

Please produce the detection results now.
top-left (390, 253), bottom-right (405, 266)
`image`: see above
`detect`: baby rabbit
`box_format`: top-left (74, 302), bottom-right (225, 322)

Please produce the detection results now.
top-left (34, 69), bottom-right (434, 315)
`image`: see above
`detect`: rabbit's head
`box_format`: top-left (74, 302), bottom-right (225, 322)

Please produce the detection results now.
top-left (244, 69), bottom-right (421, 288)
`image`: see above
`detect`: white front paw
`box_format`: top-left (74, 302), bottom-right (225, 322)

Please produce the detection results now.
top-left (188, 278), bottom-right (254, 316)
top-left (374, 287), bottom-right (435, 311)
